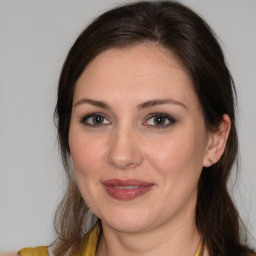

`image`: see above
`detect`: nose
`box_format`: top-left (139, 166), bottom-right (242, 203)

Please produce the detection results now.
top-left (107, 126), bottom-right (143, 170)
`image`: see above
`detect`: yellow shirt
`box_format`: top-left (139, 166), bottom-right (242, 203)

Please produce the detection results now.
top-left (18, 224), bottom-right (203, 256)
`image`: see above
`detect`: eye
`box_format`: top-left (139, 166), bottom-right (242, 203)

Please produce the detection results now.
top-left (143, 113), bottom-right (176, 129)
top-left (80, 113), bottom-right (111, 127)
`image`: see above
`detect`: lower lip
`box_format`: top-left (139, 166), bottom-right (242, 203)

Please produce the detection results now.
top-left (103, 184), bottom-right (153, 200)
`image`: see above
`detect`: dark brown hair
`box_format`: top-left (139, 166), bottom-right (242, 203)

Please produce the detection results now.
top-left (54, 1), bottom-right (255, 255)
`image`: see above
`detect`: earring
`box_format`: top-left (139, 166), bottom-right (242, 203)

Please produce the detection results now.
top-left (209, 158), bottom-right (213, 165)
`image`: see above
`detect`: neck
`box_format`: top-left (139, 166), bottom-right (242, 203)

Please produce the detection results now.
top-left (96, 208), bottom-right (201, 256)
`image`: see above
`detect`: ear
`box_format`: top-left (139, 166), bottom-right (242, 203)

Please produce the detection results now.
top-left (203, 114), bottom-right (231, 167)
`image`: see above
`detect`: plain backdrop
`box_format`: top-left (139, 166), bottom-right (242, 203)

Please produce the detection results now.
top-left (0, 0), bottom-right (255, 252)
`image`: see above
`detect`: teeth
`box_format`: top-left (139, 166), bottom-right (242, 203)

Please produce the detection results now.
top-left (114, 186), bottom-right (139, 189)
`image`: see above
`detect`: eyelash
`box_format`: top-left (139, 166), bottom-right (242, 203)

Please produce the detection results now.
top-left (80, 113), bottom-right (111, 128)
top-left (80, 112), bottom-right (176, 129)
top-left (143, 113), bottom-right (176, 129)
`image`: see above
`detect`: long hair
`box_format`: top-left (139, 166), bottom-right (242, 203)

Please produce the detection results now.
top-left (54, 1), bottom-right (255, 255)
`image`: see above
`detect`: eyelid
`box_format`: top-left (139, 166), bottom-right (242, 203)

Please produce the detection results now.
top-left (80, 112), bottom-right (111, 127)
top-left (143, 113), bottom-right (176, 129)
top-left (79, 112), bottom-right (176, 129)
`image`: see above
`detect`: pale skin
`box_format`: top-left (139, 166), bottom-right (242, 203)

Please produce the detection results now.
top-left (69, 43), bottom-right (231, 256)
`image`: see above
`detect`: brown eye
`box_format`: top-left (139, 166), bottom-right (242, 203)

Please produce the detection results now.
top-left (154, 116), bottom-right (167, 126)
top-left (92, 115), bottom-right (104, 124)
top-left (81, 113), bottom-right (111, 127)
top-left (143, 113), bottom-right (176, 129)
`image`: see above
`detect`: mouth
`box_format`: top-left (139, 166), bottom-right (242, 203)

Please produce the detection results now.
top-left (102, 179), bottom-right (154, 201)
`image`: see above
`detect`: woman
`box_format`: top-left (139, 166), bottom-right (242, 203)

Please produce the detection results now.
top-left (19, 1), bottom-right (255, 255)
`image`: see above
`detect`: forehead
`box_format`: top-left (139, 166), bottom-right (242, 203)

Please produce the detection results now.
top-left (74, 43), bottom-right (199, 109)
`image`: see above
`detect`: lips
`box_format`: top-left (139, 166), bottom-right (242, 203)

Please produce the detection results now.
top-left (102, 179), bottom-right (154, 200)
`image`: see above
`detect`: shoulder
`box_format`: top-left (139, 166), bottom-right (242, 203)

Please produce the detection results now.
top-left (79, 221), bottom-right (102, 254)
top-left (18, 246), bottom-right (48, 256)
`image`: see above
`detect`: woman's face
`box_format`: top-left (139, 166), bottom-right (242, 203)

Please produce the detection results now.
top-left (69, 44), bottom-right (211, 233)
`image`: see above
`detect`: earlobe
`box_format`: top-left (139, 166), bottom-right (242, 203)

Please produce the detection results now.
top-left (203, 114), bottom-right (231, 167)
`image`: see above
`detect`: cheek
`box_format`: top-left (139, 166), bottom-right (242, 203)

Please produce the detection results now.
top-left (144, 127), bottom-right (207, 179)
top-left (69, 131), bottom-right (106, 210)
top-left (69, 130), bottom-right (105, 180)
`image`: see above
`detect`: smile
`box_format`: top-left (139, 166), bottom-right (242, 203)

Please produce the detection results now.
top-left (114, 186), bottom-right (141, 189)
top-left (102, 179), bottom-right (154, 201)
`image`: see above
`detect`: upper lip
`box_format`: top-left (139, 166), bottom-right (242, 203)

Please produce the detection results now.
top-left (102, 179), bottom-right (154, 187)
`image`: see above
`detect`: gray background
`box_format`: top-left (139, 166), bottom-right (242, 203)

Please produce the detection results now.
top-left (0, 0), bottom-right (255, 251)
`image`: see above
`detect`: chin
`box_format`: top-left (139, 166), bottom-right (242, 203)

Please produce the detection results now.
top-left (100, 209), bottom-right (156, 233)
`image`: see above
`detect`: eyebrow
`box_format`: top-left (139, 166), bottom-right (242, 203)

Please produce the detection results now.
top-left (73, 98), bottom-right (186, 110)
top-left (73, 98), bottom-right (110, 109)
top-left (137, 99), bottom-right (187, 110)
